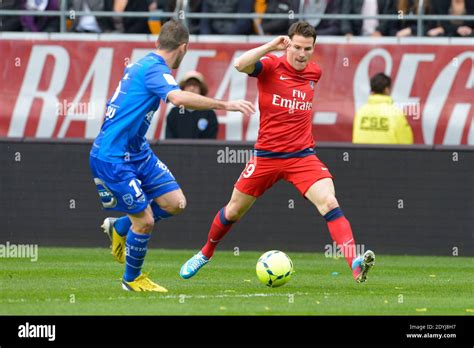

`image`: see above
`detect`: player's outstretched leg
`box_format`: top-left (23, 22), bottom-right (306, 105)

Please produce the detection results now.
top-left (180, 188), bottom-right (256, 279)
top-left (101, 201), bottom-right (178, 264)
top-left (179, 206), bottom-right (233, 279)
top-left (305, 178), bottom-right (375, 282)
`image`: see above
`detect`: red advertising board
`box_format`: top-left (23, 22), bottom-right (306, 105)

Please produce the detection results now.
top-left (0, 37), bottom-right (472, 144)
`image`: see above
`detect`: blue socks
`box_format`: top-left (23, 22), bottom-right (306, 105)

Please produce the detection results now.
top-left (123, 230), bottom-right (151, 282)
top-left (119, 202), bottom-right (174, 282)
top-left (114, 216), bottom-right (132, 237)
top-left (113, 202), bottom-right (173, 237)
top-left (323, 207), bottom-right (344, 222)
top-left (151, 202), bottom-right (173, 222)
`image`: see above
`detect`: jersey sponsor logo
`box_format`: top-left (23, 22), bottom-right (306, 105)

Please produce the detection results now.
top-left (272, 94), bottom-right (313, 111)
top-left (163, 73), bottom-right (178, 86)
top-left (156, 159), bottom-right (170, 172)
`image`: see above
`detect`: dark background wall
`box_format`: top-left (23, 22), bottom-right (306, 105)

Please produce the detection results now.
top-left (0, 140), bottom-right (472, 256)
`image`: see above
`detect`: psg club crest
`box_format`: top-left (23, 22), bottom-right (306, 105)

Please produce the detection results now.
top-left (309, 81), bottom-right (315, 90)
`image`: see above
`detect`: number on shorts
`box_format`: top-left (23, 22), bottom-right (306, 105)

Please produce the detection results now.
top-left (242, 163), bottom-right (256, 178)
top-left (129, 179), bottom-right (142, 198)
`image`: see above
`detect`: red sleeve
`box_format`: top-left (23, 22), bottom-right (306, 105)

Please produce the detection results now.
top-left (248, 54), bottom-right (279, 79)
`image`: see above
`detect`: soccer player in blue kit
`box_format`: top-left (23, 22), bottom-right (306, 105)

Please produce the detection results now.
top-left (89, 20), bottom-right (255, 292)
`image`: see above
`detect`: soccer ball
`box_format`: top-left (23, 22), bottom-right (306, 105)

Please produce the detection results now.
top-left (256, 250), bottom-right (294, 287)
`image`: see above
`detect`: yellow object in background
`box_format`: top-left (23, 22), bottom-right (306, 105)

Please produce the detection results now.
top-left (148, 10), bottom-right (163, 34)
top-left (353, 94), bottom-right (414, 144)
top-left (148, 19), bottom-right (161, 34)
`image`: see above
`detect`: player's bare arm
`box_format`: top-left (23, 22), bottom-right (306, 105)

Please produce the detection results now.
top-left (167, 90), bottom-right (255, 115)
top-left (233, 35), bottom-right (291, 74)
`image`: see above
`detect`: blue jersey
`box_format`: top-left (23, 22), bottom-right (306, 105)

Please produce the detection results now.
top-left (90, 52), bottom-right (180, 163)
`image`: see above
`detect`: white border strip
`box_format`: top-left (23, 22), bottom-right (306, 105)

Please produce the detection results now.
top-left (1, 32), bottom-right (473, 46)
top-left (0, 32), bottom-right (49, 40)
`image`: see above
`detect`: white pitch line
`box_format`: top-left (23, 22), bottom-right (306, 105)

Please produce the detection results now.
top-left (0, 292), bottom-right (310, 304)
top-left (159, 292), bottom-right (310, 300)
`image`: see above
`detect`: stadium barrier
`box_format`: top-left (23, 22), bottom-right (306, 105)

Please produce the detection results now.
top-left (0, 34), bottom-right (473, 145)
top-left (1, 139), bottom-right (472, 256)
top-left (2, 0), bottom-right (474, 36)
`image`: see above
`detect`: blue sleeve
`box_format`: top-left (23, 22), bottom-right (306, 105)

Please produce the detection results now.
top-left (145, 64), bottom-right (181, 101)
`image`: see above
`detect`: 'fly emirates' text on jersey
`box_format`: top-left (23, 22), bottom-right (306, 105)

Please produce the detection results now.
top-left (249, 53), bottom-right (321, 155)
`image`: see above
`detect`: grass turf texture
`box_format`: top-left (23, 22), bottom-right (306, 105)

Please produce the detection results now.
top-left (1, 248), bottom-right (472, 315)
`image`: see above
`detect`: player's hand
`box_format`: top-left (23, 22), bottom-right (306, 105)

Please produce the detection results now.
top-left (427, 26), bottom-right (445, 37)
top-left (396, 27), bottom-right (412, 37)
top-left (457, 26), bottom-right (472, 36)
top-left (225, 100), bottom-right (256, 115)
top-left (268, 35), bottom-right (291, 51)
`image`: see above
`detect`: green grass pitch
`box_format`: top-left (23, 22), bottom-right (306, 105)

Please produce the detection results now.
top-left (1, 248), bottom-right (472, 315)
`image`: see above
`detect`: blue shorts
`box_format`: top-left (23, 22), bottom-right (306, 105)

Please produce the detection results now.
top-left (89, 153), bottom-right (180, 214)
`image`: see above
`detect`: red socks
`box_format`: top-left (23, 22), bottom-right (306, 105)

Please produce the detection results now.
top-left (201, 206), bottom-right (356, 269)
top-left (324, 208), bottom-right (356, 268)
top-left (201, 207), bottom-right (235, 259)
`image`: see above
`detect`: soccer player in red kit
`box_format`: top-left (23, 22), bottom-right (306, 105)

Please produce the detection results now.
top-left (180, 22), bottom-right (375, 283)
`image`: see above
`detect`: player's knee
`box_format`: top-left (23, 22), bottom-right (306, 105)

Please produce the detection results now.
top-left (224, 204), bottom-right (242, 222)
top-left (132, 215), bottom-right (155, 233)
top-left (132, 214), bottom-right (155, 233)
top-left (164, 195), bottom-right (187, 215)
top-left (324, 194), bottom-right (339, 212)
top-left (170, 201), bottom-right (186, 215)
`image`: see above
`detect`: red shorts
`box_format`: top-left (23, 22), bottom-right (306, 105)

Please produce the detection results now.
top-left (234, 155), bottom-right (333, 198)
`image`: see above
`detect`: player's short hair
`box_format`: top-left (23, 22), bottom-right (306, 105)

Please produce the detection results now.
top-left (157, 19), bottom-right (189, 51)
top-left (288, 21), bottom-right (317, 44)
top-left (370, 73), bottom-right (392, 94)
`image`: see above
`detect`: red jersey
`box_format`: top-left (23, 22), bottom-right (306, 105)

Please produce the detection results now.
top-left (250, 54), bottom-right (321, 154)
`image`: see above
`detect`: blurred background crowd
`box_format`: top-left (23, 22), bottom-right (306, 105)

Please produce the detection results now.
top-left (0, 0), bottom-right (473, 37)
